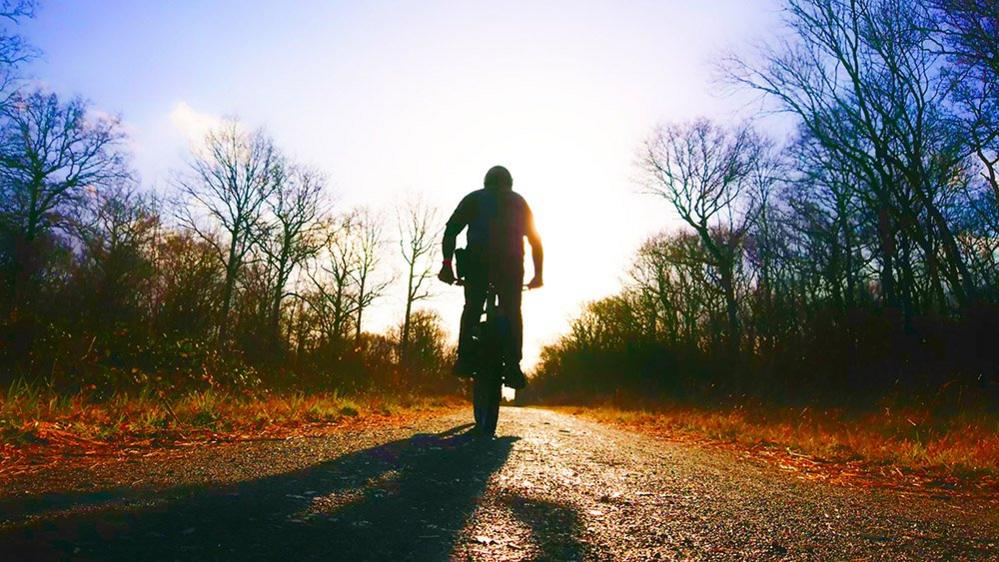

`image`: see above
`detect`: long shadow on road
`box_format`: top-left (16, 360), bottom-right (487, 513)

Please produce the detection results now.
top-left (0, 424), bottom-right (536, 561)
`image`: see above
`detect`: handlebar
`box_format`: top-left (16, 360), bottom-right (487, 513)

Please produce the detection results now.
top-left (448, 279), bottom-right (539, 291)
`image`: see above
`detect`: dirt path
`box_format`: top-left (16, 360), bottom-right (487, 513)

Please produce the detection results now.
top-left (1, 406), bottom-right (996, 560)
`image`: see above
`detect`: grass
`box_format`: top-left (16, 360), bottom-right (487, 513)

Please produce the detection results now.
top-left (553, 401), bottom-right (999, 486)
top-left (0, 381), bottom-right (462, 477)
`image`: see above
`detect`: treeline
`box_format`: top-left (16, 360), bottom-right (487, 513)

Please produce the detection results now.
top-left (0, 2), bottom-right (454, 393)
top-left (525, 0), bottom-right (999, 410)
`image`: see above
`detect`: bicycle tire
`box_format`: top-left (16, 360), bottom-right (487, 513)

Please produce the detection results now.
top-left (472, 368), bottom-right (502, 436)
top-left (470, 279), bottom-right (507, 437)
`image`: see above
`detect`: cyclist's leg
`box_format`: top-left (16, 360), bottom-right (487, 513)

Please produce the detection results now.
top-left (457, 275), bottom-right (486, 375)
top-left (498, 282), bottom-right (523, 364)
top-left (496, 268), bottom-right (526, 387)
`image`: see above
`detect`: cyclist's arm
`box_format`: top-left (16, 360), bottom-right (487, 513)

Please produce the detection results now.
top-left (442, 225), bottom-right (460, 262)
top-left (442, 196), bottom-right (472, 262)
top-left (526, 206), bottom-right (543, 281)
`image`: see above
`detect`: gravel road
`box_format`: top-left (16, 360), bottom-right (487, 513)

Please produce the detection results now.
top-left (1, 406), bottom-right (996, 561)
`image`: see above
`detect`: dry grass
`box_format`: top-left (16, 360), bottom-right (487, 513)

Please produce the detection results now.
top-left (0, 382), bottom-right (462, 479)
top-left (555, 402), bottom-right (999, 489)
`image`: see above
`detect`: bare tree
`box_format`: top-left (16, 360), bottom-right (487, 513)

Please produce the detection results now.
top-left (931, 0), bottom-right (999, 77)
top-left (0, 0), bottom-right (38, 103)
top-left (931, 0), bottom-right (999, 202)
top-left (174, 118), bottom-right (282, 346)
top-left (72, 181), bottom-right (159, 334)
top-left (0, 90), bottom-right (129, 302)
top-left (258, 164), bottom-right (327, 350)
top-left (306, 212), bottom-right (359, 346)
top-left (726, 0), bottom-right (980, 310)
top-left (397, 197), bottom-right (438, 367)
top-left (630, 230), bottom-right (718, 347)
top-left (642, 119), bottom-right (770, 351)
top-left (350, 207), bottom-right (392, 345)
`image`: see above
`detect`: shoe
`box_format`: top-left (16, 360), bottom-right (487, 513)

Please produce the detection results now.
top-left (502, 363), bottom-right (527, 390)
top-left (452, 356), bottom-right (475, 378)
top-left (473, 427), bottom-right (496, 440)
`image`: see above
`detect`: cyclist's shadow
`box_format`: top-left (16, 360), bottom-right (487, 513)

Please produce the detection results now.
top-left (2, 425), bottom-right (527, 560)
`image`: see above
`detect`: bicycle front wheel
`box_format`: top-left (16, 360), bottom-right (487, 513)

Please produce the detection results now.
top-left (472, 369), bottom-right (502, 436)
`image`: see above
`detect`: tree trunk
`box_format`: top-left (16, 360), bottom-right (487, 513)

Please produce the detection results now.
top-left (877, 204), bottom-right (897, 308)
top-left (719, 262), bottom-right (740, 357)
top-left (270, 255), bottom-right (290, 353)
top-left (401, 261), bottom-right (415, 370)
top-left (218, 229), bottom-right (241, 348)
top-left (355, 276), bottom-right (366, 346)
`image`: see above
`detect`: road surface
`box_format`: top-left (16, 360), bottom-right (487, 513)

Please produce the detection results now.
top-left (1, 407), bottom-right (996, 560)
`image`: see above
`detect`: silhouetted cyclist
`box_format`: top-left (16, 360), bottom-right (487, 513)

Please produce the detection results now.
top-left (438, 165), bottom-right (543, 389)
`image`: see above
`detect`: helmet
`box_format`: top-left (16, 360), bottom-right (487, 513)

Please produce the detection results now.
top-left (483, 165), bottom-right (513, 191)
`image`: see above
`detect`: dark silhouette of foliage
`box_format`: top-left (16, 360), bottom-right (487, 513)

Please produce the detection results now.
top-left (525, 0), bottom-right (999, 412)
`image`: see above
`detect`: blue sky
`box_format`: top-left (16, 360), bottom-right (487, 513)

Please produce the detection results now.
top-left (21, 0), bottom-right (784, 365)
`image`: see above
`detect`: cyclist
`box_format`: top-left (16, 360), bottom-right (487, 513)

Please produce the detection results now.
top-left (437, 165), bottom-right (543, 389)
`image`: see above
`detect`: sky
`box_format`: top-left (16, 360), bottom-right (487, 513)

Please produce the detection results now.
top-left (21, 0), bottom-right (783, 368)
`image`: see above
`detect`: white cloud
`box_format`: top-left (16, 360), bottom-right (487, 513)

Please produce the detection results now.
top-left (168, 101), bottom-right (221, 145)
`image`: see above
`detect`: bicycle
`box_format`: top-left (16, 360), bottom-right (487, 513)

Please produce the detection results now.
top-left (452, 248), bottom-right (532, 437)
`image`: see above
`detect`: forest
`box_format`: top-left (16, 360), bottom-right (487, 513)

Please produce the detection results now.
top-left (524, 0), bottom-right (999, 412)
top-left (1, 0), bottom-right (997, 417)
top-left (0, 2), bottom-right (455, 396)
